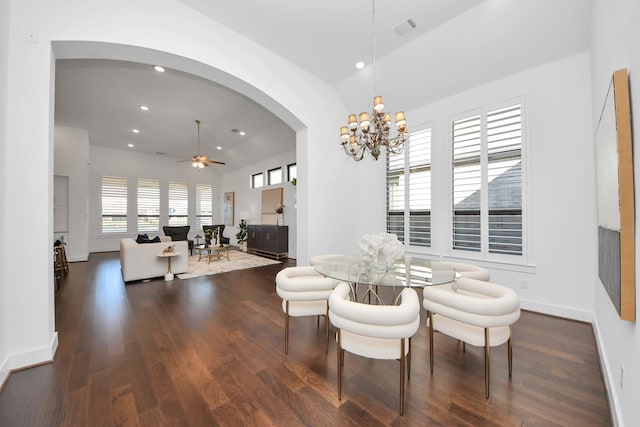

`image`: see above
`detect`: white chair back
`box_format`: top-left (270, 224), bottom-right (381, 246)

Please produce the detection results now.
top-left (330, 283), bottom-right (420, 343)
top-left (276, 266), bottom-right (335, 302)
top-left (440, 261), bottom-right (491, 281)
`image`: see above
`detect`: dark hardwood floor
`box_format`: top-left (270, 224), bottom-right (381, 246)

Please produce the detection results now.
top-left (0, 252), bottom-right (611, 426)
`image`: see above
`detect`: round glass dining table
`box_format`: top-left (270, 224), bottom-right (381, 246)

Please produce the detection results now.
top-left (312, 255), bottom-right (460, 304)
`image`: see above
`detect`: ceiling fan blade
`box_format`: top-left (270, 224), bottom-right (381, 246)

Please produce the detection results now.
top-left (206, 160), bottom-right (226, 165)
top-left (177, 159), bottom-right (193, 162)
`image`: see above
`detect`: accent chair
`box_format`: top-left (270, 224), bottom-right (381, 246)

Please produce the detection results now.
top-left (422, 277), bottom-right (520, 398)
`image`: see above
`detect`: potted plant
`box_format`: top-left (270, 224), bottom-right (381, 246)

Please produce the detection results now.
top-left (204, 227), bottom-right (219, 246)
top-left (236, 219), bottom-right (248, 251)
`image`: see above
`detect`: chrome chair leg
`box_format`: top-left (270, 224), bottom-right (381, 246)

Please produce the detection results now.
top-left (484, 327), bottom-right (490, 399)
top-left (284, 301), bottom-right (290, 354)
top-left (337, 329), bottom-right (342, 400)
top-left (428, 311), bottom-right (434, 374)
top-left (400, 338), bottom-right (406, 415)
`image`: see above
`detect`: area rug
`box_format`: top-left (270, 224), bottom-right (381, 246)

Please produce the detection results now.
top-left (176, 249), bottom-right (281, 279)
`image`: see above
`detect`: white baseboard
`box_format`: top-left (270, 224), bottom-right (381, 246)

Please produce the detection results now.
top-left (0, 332), bottom-right (58, 389)
top-left (520, 298), bottom-right (593, 322)
top-left (0, 355), bottom-right (9, 391)
top-left (592, 316), bottom-right (622, 427)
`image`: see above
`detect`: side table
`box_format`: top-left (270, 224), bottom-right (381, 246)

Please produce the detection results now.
top-left (157, 251), bottom-right (180, 281)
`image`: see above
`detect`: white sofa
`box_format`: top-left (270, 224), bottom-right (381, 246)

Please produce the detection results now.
top-left (120, 236), bottom-right (189, 282)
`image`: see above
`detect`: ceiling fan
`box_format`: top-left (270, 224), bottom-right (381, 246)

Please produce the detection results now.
top-left (178, 119), bottom-right (225, 168)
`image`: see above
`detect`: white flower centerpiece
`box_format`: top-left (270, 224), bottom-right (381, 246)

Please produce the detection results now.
top-left (359, 232), bottom-right (405, 274)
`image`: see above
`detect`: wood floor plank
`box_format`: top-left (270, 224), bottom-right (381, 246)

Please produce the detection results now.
top-left (0, 252), bottom-right (612, 426)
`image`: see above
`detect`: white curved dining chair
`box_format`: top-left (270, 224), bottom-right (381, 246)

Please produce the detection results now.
top-left (309, 254), bottom-right (345, 266)
top-left (275, 266), bottom-right (335, 354)
top-left (422, 277), bottom-right (520, 398)
top-left (440, 261), bottom-right (491, 281)
top-left (329, 283), bottom-right (421, 415)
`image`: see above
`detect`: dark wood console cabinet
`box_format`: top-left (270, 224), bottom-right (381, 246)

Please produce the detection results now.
top-left (247, 225), bottom-right (288, 260)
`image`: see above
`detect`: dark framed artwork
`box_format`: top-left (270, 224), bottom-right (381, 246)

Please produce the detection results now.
top-left (224, 192), bottom-right (234, 226)
top-left (595, 68), bottom-right (635, 321)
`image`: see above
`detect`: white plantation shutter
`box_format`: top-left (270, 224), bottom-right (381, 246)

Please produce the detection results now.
top-left (196, 184), bottom-right (213, 231)
top-left (386, 127), bottom-right (431, 247)
top-left (386, 146), bottom-right (405, 242)
top-left (487, 105), bottom-right (522, 255)
top-left (451, 103), bottom-right (523, 256)
top-left (168, 181), bottom-right (189, 226)
top-left (101, 176), bottom-right (128, 233)
top-left (137, 178), bottom-right (160, 232)
top-left (408, 129), bottom-right (431, 246)
top-left (452, 115), bottom-right (482, 252)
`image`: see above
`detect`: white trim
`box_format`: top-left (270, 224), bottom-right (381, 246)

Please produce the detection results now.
top-left (0, 355), bottom-right (9, 390)
top-left (592, 315), bottom-right (623, 427)
top-left (0, 332), bottom-right (58, 388)
top-left (520, 298), bottom-right (592, 322)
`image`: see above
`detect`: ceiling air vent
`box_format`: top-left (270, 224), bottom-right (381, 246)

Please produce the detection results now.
top-left (393, 18), bottom-right (417, 37)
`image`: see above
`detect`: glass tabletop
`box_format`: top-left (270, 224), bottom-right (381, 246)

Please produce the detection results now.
top-left (312, 255), bottom-right (459, 288)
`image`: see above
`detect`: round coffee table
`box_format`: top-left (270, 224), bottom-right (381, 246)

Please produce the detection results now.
top-left (195, 244), bottom-right (230, 264)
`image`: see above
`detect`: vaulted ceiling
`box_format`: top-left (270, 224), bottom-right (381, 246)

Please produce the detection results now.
top-left (54, 0), bottom-right (591, 172)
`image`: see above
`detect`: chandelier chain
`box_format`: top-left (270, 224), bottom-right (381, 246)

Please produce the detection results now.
top-left (338, 0), bottom-right (408, 161)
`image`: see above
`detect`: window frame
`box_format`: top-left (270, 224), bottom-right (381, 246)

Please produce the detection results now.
top-left (195, 183), bottom-right (213, 231)
top-left (287, 163), bottom-right (297, 182)
top-left (268, 167), bottom-right (282, 186)
top-left (137, 178), bottom-right (160, 233)
top-left (448, 97), bottom-right (527, 263)
top-left (168, 181), bottom-right (189, 226)
top-left (251, 172), bottom-right (264, 189)
top-left (386, 124), bottom-right (434, 252)
top-left (101, 175), bottom-right (128, 234)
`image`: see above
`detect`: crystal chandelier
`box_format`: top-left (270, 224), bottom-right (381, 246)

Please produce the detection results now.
top-left (339, 0), bottom-right (408, 161)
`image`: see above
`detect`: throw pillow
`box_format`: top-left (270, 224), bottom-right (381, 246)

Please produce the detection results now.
top-left (136, 234), bottom-right (160, 244)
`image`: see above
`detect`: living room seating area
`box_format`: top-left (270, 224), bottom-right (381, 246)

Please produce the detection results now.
top-left (120, 236), bottom-right (188, 282)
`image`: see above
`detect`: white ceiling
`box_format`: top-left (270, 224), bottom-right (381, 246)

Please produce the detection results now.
top-left (178, 0), bottom-right (487, 84)
top-left (55, 59), bottom-right (296, 172)
top-left (54, 0), bottom-right (591, 172)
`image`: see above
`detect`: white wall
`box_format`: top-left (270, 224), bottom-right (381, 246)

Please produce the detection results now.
top-left (0, 0), bottom-right (11, 386)
top-left (590, 1), bottom-right (640, 425)
top-left (220, 150), bottom-right (297, 258)
top-left (54, 125), bottom-right (90, 261)
top-left (88, 145), bottom-right (221, 252)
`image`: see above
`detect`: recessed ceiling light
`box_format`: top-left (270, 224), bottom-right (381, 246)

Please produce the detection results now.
top-left (154, 65), bottom-right (165, 72)
top-left (216, 146), bottom-right (222, 150)
top-left (127, 143), bottom-right (135, 148)
top-left (239, 131), bottom-right (246, 136)
top-left (132, 129), bottom-right (139, 133)
top-left (139, 105), bottom-right (149, 111)
top-left (355, 61), bottom-right (365, 69)
top-left (231, 128), bottom-right (246, 136)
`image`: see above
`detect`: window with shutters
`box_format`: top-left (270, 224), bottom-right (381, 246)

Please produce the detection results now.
top-left (196, 184), bottom-right (213, 230)
top-left (137, 179), bottom-right (160, 232)
top-left (452, 103), bottom-right (523, 257)
top-left (168, 181), bottom-right (189, 226)
top-left (101, 176), bottom-right (128, 233)
top-left (386, 128), bottom-right (432, 248)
